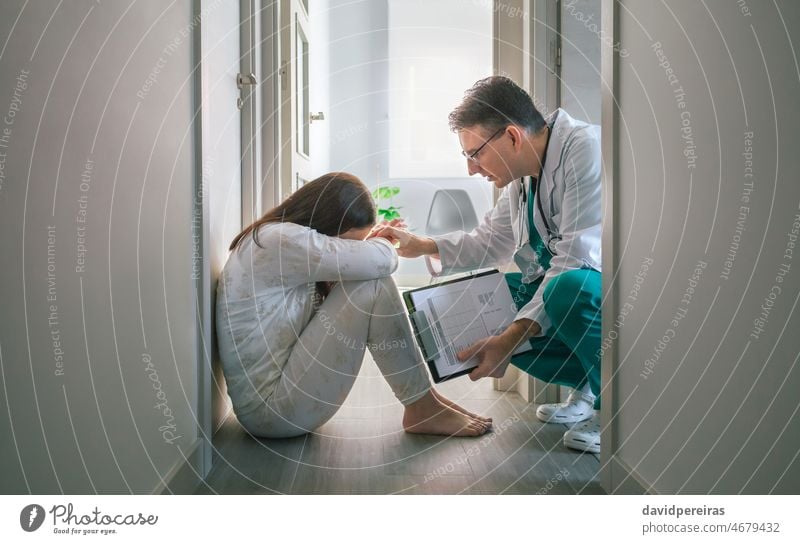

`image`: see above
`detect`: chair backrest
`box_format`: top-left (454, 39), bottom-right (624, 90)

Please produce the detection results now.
top-left (425, 189), bottom-right (479, 236)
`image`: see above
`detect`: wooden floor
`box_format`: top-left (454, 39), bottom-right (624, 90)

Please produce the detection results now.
top-left (194, 354), bottom-right (604, 495)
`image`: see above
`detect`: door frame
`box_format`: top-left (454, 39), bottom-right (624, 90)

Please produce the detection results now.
top-left (531, 0), bottom-right (560, 118)
top-left (260, 0), bottom-right (281, 213)
top-left (193, 0), bottom-right (213, 481)
top-left (599, 0), bottom-right (636, 495)
top-left (241, 0), bottom-right (262, 226)
top-left (241, 0), bottom-right (282, 220)
top-left (492, 0), bottom-right (562, 405)
top-left (278, 0), bottom-right (312, 197)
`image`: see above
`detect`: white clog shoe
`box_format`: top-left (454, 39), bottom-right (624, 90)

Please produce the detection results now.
top-left (563, 411), bottom-right (601, 454)
top-left (535, 383), bottom-right (595, 424)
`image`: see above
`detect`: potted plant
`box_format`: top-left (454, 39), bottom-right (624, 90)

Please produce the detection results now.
top-left (372, 185), bottom-right (402, 222)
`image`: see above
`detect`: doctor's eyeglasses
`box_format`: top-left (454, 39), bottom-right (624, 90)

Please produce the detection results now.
top-left (462, 126), bottom-right (506, 164)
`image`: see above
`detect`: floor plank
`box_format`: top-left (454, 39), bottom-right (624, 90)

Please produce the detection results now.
top-left (194, 415), bottom-right (306, 494)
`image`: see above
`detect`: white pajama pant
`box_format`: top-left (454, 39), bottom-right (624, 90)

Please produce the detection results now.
top-left (237, 276), bottom-right (432, 438)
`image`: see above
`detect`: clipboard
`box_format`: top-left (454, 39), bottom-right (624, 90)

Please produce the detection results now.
top-left (403, 269), bottom-right (533, 383)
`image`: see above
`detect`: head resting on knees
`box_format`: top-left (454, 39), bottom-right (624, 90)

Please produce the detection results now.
top-left (228, 171), bottom-right (377, 252)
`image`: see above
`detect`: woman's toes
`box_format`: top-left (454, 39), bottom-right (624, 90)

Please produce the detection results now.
top-left (432, 390), bottom-right (492, 422)
top-left (471, 413), bottom-right (491, 425)
top-left (403, 398), bottom-right (493, 437)
top-left (468, 420), bottom-right (488, 435)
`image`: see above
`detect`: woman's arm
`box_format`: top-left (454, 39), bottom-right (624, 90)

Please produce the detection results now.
top-left (314, 234), bottom-right (398, 281)
top-left (267, 223), bottom-right (398, 284)
top-left (369, 187), bottom-right (517, 278)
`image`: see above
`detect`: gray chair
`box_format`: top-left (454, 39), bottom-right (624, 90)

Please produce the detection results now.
top-left (425, 189), bottom-right (479, 236)
top-left (425, 189), bottom-right (479, 283)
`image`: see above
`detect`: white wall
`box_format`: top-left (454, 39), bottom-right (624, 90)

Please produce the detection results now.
top-left (202, 1), bottom-right (241, 441)
top-left (387, 0), bottom-right (492, 178)
top-left (607, 0), bottom-right (800, 493)
top-left (325, 0), bottom-right (389, 183)
top-left (0, 0), bottom-right (212, 493)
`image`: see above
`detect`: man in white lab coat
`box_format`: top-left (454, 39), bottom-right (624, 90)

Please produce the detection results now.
top-left (372, 76), bottom-right (603, 453)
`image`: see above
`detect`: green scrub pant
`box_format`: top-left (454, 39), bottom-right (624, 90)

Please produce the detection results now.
top-left (506, 269), bottom-right (602, 409)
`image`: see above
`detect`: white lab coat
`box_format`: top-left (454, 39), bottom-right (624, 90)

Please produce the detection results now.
top-left (426, 108), bottom-right (602, 338)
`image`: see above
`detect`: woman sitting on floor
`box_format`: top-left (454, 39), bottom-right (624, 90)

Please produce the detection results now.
top-left (216, 172), bottom-right (492, 438)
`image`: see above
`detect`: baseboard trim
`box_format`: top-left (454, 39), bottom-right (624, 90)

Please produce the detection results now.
top-left (153, 437), bottom-right (206, 495)
top-left (610, 455), bottom-right (655, 495)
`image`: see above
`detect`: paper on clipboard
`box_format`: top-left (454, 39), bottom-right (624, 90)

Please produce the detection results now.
top-left (405, 270), bottom-right (531, 382)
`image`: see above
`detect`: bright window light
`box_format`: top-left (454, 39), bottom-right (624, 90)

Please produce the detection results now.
top-left (388, 0), bottom-right (492, 178)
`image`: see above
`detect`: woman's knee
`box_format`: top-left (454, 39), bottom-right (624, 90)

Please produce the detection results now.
top-left (337, 275), bottom-right (395, 296)
top-left (334, 275), bottom-right (398, 310)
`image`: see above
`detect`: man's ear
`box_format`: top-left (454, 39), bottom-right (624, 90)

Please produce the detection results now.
top-left (506, 125), bottom-right (525, 152)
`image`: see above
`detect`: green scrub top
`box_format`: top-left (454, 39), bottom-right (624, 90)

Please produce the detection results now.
top-left (527, 177), bottom-right (553, 271)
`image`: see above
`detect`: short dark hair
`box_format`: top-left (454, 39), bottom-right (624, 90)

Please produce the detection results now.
top-left (448, 76), bottom-right (545, 134)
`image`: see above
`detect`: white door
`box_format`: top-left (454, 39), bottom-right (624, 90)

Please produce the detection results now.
top-left (280, 0), bottom-right (313, 197)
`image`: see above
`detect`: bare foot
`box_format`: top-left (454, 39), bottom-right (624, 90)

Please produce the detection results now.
top-left (402, 391), bottom-right (491, 437)
top-left (432, 388), bottom-right (492, 423)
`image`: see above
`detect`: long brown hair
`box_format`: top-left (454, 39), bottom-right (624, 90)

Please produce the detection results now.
top-left (229, 172), bottom-right (377, 298)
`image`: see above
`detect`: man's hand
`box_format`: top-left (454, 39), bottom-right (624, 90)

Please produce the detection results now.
top-left (456, 335), bottom-right (516, 380)
top-left (366, 219), bottom-right (404, 241)
top-left (457, 319), bottom-right (541, 381)
top-left (368, 225), bottom-right (439, 259)
top-left (367, 218), bottom-right (407, 237)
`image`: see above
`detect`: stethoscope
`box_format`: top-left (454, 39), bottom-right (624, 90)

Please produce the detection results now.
top-left (517, 121), bottom-right (561, 254)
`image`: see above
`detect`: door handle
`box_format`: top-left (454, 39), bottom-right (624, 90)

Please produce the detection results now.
top-left (237, 73), bottom-right (257, 109)
top-left (237, 72), bottom-right (257, 89)
top-left (310, 112), bottom-right (325, 123)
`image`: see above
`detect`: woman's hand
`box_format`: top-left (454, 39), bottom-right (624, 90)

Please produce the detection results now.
top-left (368, 225), bottom-right (438, 258)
